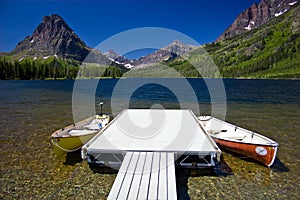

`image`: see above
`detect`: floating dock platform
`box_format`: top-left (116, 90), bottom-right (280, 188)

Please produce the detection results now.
top-left (82, 109), bottom-right (221, 170)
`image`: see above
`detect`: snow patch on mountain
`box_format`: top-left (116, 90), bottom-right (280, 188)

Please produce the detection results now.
top-left (124, 63), bottom-right (134, 69)
top-left (275, 8), bottom-right (288, 17)
top-left (289, 1), bottom-right (297, 6)
top-left (43, 55), bottom-right (50, 59)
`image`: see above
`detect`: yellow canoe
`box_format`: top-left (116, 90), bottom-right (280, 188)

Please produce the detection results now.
top-left (51, 115), bottom-right (110, 158)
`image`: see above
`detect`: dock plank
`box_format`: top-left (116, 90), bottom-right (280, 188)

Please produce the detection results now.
top-left (127, 152), bottom-right (146, 199)
top-left (137, 152), bottom-right (153, 200)
top-left (167, 153), bottom-right (177, 199)
top-left (117, 152), bottom-right (140, 199)
top-left (158, 152), bottom-right (167, 199)
top-left (147, 152), bottom-right (160, 200)
top-left (107, 152), bottom-right (133, 200)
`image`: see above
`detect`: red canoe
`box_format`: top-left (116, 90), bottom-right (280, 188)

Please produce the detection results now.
top-left (198, 116), bottom-right (278, 167)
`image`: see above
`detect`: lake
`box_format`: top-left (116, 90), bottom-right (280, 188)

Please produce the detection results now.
top-left (0, 78), bottom-right (299, 199)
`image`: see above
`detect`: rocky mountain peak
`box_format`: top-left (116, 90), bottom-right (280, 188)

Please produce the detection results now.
top-left (104, 49), bottom-right (122, 60)
top-left (162, 40), bottom-right (194, 56)
top-left (12, 14), bottom-right (90, 62)
top-left (32, 14), bottom-right (74, 40)
top-left (133, 40), bottom-right (194, 68)
top-left (217, 0), bottom-right (298, 40)
top-left (103, 49), bottom-right (134, 68)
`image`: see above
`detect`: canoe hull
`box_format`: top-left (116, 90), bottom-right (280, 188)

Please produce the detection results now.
top-left (212, 136), bottom-right (278, 166)
top-left (51, 132), bottom-right (98, 158)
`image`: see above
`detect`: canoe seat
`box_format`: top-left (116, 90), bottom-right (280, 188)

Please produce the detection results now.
top-left (224, 135), bottom-right (246, 141)
top-left (209, 130), bottom-right (227, 135)
top-left (68, 129), bottom-right (96, 136)
top-left (84, 124), bottom-right (101, 130)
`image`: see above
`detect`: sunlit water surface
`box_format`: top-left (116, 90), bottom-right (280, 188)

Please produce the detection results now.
top-left (0, 79), bottom-right (299, 199)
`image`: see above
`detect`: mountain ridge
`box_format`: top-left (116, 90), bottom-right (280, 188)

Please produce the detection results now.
top-left (8, 14), bottom-right (194, 69)
top-left (205, 2), bottom-right (300, 78)
top-left (103, 40), bottom-right (195, 69)
top-left (132, 40), bottom-right (195, 68)
top-left (217, 0), bottom-right (298, 41)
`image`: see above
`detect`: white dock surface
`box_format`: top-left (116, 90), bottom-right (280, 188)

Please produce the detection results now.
top-left (84, 109), bottom-right (218, 154)
top-left (108, 151), bottom-right (177, 200)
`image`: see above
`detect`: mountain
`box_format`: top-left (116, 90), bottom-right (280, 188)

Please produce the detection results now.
top-left (204, 2), bottom-right (300, 78)
top-left (133, 40), bottom-right (195, 68)
top-left (12, 14), bottom-right (94, 62)
top-left (103, 40), bottom-right (195, 69)
top-left (11, 14), bottom-right (114, 65)
top-left (8, 14), bottom-right (194, 70)
top-left (217, 0), bottom-right (299, 41)
top-left (0, 14), bottom-right (126, 80)
top-left (155, 2), bottom-right (300, 78)
top-left (103, 50), bottom-right (134, 69)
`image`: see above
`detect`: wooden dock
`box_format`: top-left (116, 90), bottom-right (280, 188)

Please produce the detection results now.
top-left (108, 151), bottom-right (177, 200)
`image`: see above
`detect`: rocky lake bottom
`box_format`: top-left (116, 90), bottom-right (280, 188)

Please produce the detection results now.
top-left (0, 79), bottom-right (299, 199)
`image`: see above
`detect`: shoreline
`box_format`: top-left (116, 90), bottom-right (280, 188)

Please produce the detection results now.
top-left (1, 77), bottom-right (300, 81)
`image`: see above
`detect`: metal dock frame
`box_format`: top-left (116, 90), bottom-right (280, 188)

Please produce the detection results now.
top-left (82, 109), bottom-right (221, 171)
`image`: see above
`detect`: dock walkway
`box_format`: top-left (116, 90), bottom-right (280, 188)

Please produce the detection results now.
top-left (107, 151), bottom-right (177, 200)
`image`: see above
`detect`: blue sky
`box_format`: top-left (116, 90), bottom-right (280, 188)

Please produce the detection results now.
top-left (0, 0), bottom-right (260, 56)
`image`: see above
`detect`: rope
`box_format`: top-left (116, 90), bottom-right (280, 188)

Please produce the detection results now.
top-left (45, 159), bottom-right (84, 200)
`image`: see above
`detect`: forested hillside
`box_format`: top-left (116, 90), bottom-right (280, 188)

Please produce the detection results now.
top-left (0, 57), bottom-right (123, 80)
top-left (206, 3), bottom-right (300, 78)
